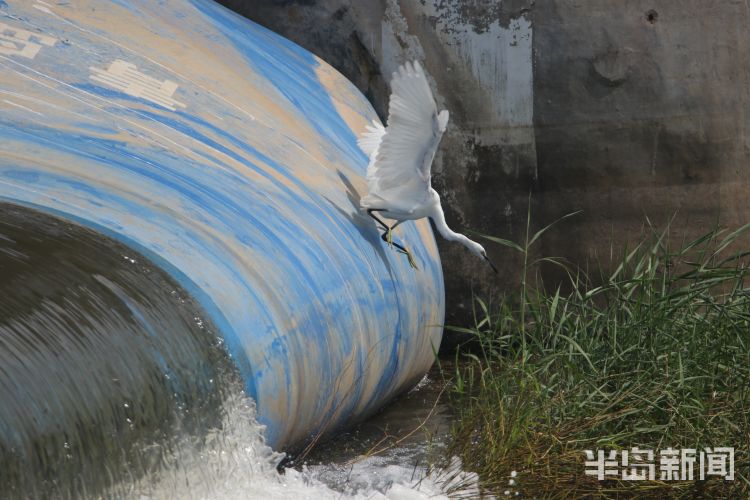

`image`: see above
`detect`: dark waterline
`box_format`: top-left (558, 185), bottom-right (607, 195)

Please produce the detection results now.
top-left (0, 203), bottom-right (241, 498)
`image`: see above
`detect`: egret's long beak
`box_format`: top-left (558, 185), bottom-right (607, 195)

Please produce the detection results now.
top-left (484, 255), bottom-right (499, 274)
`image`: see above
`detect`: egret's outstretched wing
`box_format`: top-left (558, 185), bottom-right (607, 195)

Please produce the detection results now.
top-left (359, 61), bottom-right (449, 212)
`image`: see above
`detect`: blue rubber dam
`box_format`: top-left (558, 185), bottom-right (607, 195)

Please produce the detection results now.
top-left (0, 0), bottom-right (444, 456)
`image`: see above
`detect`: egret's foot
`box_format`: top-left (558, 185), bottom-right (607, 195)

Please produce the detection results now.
top-left (380, 230), bottom-right (418, 269)
top-left (396, 246), bottom-right (418, 270)
top-left (406, 250), bottom-right (418, 270)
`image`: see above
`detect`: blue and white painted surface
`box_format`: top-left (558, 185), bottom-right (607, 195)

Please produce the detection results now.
top-left (0, 0), bottom-right (444, 448)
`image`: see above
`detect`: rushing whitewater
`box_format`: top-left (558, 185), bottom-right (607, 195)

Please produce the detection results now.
top-left (127, 388), bottom-right (480, 500)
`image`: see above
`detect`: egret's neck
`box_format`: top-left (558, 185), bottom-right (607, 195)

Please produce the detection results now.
top-left (430, 204), bottom-right (470, 245)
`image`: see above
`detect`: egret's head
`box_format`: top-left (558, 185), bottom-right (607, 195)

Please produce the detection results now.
top-left (468, 241), bottom-right (498, 274)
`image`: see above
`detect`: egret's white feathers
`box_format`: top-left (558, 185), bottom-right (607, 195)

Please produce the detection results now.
top-left (357, 119), bottom-right (385, 160)
top-left (357, 62), bottom-right (494, 270)
top-left (359, 61), bottom-right (448, 213)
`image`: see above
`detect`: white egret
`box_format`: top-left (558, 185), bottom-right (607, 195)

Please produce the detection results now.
top-left (358, 61), bottom-right (497, 272)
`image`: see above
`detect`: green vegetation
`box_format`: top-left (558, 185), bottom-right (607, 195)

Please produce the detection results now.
top-left (444, 215), bottom-right (750, 498)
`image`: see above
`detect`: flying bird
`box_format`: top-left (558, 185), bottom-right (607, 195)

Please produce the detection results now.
top-left (358, 61), bottom-right (497, 272)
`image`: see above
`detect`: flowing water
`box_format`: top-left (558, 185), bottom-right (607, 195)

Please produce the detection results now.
top-left (0, 203), bottom-right (475, 499)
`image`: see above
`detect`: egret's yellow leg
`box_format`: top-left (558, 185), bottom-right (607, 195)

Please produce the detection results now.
top-left (393, 244), bottom-right (418, 270)
top-left (405, 249), bottom-right (418, 270)
top-left (367, 210), bottom-right (417, 269)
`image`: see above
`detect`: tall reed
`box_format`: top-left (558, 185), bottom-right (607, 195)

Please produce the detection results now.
top-left (446, 215), bottom-right (750, 498)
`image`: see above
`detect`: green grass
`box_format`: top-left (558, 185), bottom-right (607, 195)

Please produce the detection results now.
top-left (443, 215), bottom-right (750, 498)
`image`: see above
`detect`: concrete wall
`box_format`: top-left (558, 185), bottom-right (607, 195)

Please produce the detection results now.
top-left (221, 0), bottom-right (750, 327)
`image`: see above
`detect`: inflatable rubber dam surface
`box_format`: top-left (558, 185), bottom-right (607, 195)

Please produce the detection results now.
top-left (0, 0), bottom-right (444, 495)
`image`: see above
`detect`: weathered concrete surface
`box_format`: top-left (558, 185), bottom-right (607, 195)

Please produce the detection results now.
top-left (532, 1), bottom-right (750, 287)
top-left (222, 0), bottom-right (750, 330)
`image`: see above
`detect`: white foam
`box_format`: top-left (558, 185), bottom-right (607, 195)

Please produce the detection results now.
top-left (123, 389), bottom-right (481, 500)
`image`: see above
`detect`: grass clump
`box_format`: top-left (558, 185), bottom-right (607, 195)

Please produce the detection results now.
top-left (445, 217), bottom-right (750, 498)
